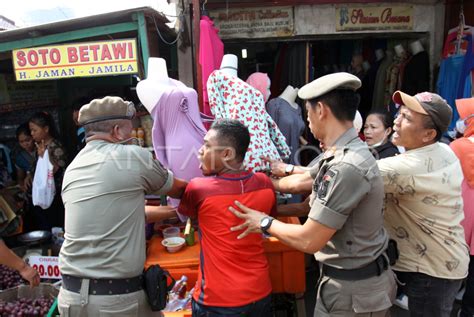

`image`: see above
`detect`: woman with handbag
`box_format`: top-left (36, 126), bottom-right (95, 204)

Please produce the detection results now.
top-left (28, 112), bottom-right (67, 231)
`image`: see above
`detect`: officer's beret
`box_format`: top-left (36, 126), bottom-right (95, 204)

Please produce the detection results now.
top-left (78, 96), bottom-right (136, 125)
top-left (298, 72), bottom-right (361, 100)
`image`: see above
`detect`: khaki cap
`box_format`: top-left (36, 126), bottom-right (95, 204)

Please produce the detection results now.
top-left (78, 96), bottom-right (136, 125)
top-left (298, 72), bottom-right (361, 100)
top-left (393, 91), bottom-right (452, 133)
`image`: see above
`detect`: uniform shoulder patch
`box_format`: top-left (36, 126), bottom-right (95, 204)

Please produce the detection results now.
top-left (316, 168), bottom-right (338, 201)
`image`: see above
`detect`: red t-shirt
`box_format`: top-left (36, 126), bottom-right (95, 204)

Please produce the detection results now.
top-left (178, 171), bottom-right (275, 307)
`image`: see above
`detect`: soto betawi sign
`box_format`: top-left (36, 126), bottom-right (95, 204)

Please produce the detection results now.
top-left (12, 39), bottom-right (138, 81)
top-left (336, 6), bottom-right (413, 31)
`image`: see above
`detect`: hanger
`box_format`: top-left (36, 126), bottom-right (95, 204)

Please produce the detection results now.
top-left (201, 0), bottom-right (209, 17)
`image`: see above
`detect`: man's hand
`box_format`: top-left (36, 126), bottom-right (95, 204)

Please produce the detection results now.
top-left (261, 156), bottom-right (288, 177)
top-left (228, 201), bottom-right (267, 239)
top-left (19, 264), bottom-right (40, 288)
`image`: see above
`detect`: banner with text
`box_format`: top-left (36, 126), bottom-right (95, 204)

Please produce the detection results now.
top-left (210, 6), bottom-right (294, 39)
top-left (336, 6), bottom-right (413, 31)
top-left (12, 39), bottom-right (138, 81)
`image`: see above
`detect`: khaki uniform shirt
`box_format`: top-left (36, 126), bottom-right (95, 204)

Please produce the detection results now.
top-left (59, 140), bottom-right (173, 278)
top-left (309, 128), bottom-right (388, 269)
top-left (378, 142), bottom-right (469, 279)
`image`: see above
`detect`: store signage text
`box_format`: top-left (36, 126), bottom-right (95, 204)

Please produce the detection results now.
top-left (210, 6), bottom-right (294, 39)
top-left (336, 6), bottom-right (413, 31)
top-left (12, 39), bottom-right (138, 81)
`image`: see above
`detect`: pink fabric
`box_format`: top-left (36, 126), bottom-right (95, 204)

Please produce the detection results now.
top-left (199, 16), bottom-right (224, 122)
top-left (246, 72), bottom-right (271, 102)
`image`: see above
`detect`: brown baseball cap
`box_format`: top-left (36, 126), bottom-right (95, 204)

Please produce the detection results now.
top-left (392, 91), bottom-right (453, 133)
top-left (78, 96), bottom-right (136, 125)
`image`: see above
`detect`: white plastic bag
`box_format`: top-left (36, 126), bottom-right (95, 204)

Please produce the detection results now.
top-left (32, 149), bottom-right (55, 209)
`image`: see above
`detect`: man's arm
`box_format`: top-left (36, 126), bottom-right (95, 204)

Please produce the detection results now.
top-left (145, 206), bottom-right (178, 223)
top-left (165, 177), bottom-right (187, 199)
top-left (0, 240), bottom-right (40, 287)
top-left (276, 196), bottom-right (311, 217)
top-left (229, 202), bottom-right (335, 254)
top-left (271, 171), bottom-right (313, 194)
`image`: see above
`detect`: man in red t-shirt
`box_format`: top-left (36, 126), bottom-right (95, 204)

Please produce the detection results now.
top-left (178, 119), bottom-right (275, 316)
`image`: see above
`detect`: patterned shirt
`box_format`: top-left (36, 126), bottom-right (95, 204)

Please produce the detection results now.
top-left (378, 142), bottom-right (469, 279)
top-left (31, 139), bottom-right (67, 193)
top-left (207, 70), bottom-right (291, 172)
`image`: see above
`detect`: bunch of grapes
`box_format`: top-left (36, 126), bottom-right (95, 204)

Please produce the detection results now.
top-left (0, 297), bottom-right (54, 316)
top-left (0, 265), bottom-right (25, 290)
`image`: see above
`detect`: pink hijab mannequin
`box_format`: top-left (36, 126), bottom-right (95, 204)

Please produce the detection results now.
top-left (246, 72), bottom-right (271, 102)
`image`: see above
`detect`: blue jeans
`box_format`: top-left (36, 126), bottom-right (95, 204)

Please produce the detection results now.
top-left (395, 271), bottom-right (462, 317)
top-left (460, 255), bottom-right (474, 317)
top-left (191, 294), bottom-right (272, 317)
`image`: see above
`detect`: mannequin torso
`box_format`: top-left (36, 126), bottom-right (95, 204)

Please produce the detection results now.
top-left (219, 54), bottom-right (238, 78)
top-left (279, 85), bottom-right (299, 109)
top-left (409, 40), bottom-right (424, 55)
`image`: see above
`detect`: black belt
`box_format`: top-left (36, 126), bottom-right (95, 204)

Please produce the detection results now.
top-left (321, 254), bottom-right (388, 281)
top-left (62, 274), bottom-right (143, 295)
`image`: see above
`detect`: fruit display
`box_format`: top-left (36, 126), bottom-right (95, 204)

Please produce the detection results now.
top-left (0, 265), bottom-right (25, 291)
top-left (0, 297), bottom-right (54, 316)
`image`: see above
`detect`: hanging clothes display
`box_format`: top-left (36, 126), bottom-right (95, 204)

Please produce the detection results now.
top-left (207, 69), bottom-right (291, 171)
top-left (437, 33), bottom-right (473, 130)
top-left (371, 51), bottom-right (393, 112)
top-left (401, 51), bottom-right (430, 95)
top-left (383, 53), bottom-right (408, 107)
top-left (199, 15), bottom-right (224, 126)
top-left (150, 79), bottom-right (207, 206)
top-left (266, 98), bottom-right (305, 165)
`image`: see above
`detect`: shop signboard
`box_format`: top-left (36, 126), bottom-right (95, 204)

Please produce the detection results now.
top-left (210, 6), bottom-right (294, 39)
top-left (12, 39), bottom-right (138, 81)
top-left (336, 5), bottom-right (413, 31)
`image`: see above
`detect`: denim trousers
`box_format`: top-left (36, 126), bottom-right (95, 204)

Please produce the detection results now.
top-left (460, 255), bottom-right (474, 317)
top-left (395, 271), bottom-right (463, 317)
top-left (191, 294), bottom-right (272, 317)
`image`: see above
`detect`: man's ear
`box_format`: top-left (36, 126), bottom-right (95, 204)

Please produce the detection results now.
top-left (422, 129), bottom-right (437, 143)
top-left (318, 102), bottom-right (329, 119)
top-left (112, 125), bottom-right (122, 140)
top-left (222, 147), bottom-right (236, 161)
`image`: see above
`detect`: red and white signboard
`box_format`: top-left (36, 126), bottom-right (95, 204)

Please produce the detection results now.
top-left (28, 256), bottom-right (61, 280)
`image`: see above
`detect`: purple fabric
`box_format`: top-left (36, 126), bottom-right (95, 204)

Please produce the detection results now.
top-left (150, 81), bottom-right (206, 208)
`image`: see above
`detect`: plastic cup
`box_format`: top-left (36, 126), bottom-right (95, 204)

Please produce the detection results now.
top-left (163, 226), bottom-right (180, 239)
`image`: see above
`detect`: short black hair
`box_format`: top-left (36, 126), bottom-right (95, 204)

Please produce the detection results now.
top-left (308, 89), bottom-right (360, 122)
top-left (210, 119), bottom-right (250, 162)
top-left (16, 123), bottom-right (31, 139)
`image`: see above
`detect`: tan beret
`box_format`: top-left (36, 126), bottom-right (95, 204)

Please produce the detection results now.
top-left (298, 72), bottom-right (361, 100)
top-left (78, 96), bottom-right (135, 125)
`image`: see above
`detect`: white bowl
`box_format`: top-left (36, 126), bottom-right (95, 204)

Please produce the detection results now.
top-left (161, 237), bottom-right (185, 253)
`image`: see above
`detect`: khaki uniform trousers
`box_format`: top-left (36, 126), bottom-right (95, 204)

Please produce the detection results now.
top-left (314, 268), bottom-right (397, 317)
top-left (58, 279), bottom-right (160, 317)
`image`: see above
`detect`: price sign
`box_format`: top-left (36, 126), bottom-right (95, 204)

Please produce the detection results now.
top-left (28, 256), bottom-right (61, 279)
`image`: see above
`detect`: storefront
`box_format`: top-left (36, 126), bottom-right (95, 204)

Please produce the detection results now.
top-left (0, 7), bottom-right (177, 157)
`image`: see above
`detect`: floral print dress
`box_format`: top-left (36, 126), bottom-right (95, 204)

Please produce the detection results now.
top-left (207, 70), bottom-right (291, 172)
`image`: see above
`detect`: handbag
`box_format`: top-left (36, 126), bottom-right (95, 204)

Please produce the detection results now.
top-left (143, 264), bottom-right (175, 311)
top-left (32, 149), bottom-right (55, 209)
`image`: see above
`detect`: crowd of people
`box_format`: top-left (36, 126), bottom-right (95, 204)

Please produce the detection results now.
top-left (0, 70), bottom-right (473, 317)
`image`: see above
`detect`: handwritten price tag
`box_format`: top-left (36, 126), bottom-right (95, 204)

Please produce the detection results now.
top-left (28, 256), bottom-right (61, 279)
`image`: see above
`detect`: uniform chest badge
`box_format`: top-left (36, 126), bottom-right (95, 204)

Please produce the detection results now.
top-left (317, 169), bottom-right (338, 200)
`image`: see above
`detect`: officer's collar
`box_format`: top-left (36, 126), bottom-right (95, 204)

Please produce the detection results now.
top-left (324, 128), bottom-right (359, 157)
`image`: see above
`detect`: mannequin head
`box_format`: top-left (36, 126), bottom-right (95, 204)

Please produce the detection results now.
top-left (394, 44), bottom-right (406, 58)
top-left (220, 54), bottom-right (238, 77)
top-left (246, 72), bottom-right (271, 102)
top-left (351, 54), bottom-right (364, 72)
top-left (409, 40), bottom-right (424, 55)
top-left (375, 49), bottom-right (385, 61)
top-left (136, 57), bottom-right (173, 113)
top-left (279, 85), bottom-right (299, 109)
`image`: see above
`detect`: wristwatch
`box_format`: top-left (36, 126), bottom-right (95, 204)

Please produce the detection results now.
top-left (260, 216), bottom-right (275, 236)
top-left (284, 164), bottom-right (295, 176)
